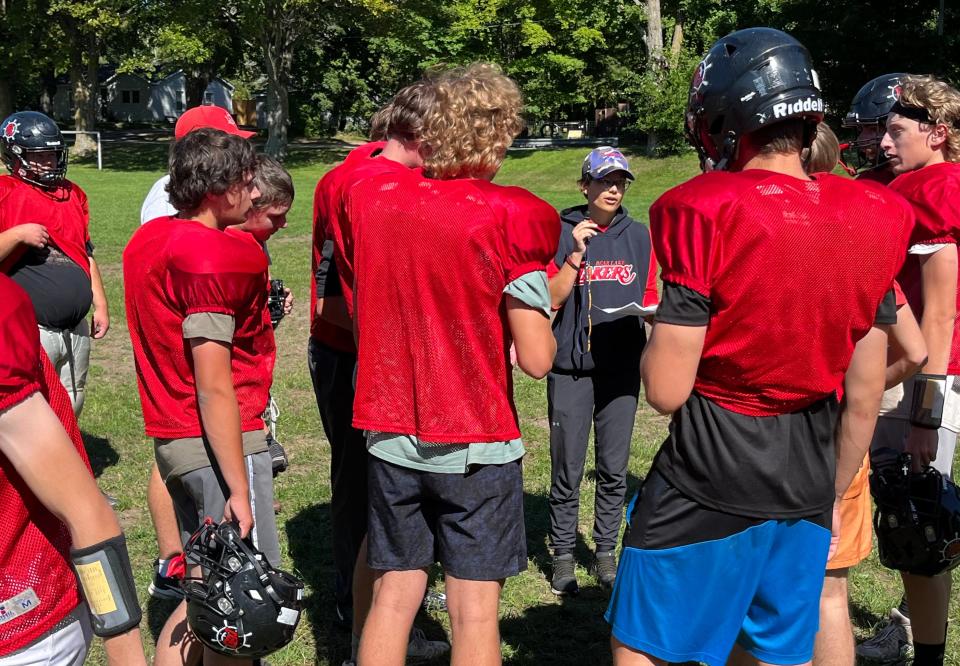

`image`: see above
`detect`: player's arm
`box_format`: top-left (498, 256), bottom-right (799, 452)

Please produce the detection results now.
top-left (89, 254), bottom-right (110, 339)
top-left (0, 393), bottom-right (147, 665)
top-left (0, 223), bottom-right (49, 261)
top-left (189, 338), bottom-right (253, 537)
top-left (315, 238), bottom-right (353, 331)
top-left (917, 244), bottom-right (958, 375)
top-left (835, 325), bottom-right (889, 496)
top-left (640, 321), bottom-right (706, 414)
top-left (886, 302), bottom-right (927, 388)
top-left (507, 295), bottom-right (555, 378)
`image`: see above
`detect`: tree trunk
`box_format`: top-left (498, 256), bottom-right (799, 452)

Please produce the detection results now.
top-left (185, 71), bottom-right (210, 109)
top-left (40, 71), bottom-right (57, 116)
top-left (670, 20), bottom-right (683, 65)
top-left (70, 33), bottom-right (98, 156)
top-left (262, 28), bottom-right (292, 159)
top-left (645, 0), bottom-right (665, 69)
top-left (0, 79), bottom-right (11, 121)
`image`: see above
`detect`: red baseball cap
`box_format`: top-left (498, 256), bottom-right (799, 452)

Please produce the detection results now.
top-left (174, 105), bottom-right (256, 140)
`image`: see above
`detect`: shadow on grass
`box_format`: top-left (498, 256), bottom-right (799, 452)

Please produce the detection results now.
top-left (850, 602), bottom-right (886, 634)
top-left (286, 502), bottom-right (448, 665)
top-left (81, 430), bottom-right (120, 478)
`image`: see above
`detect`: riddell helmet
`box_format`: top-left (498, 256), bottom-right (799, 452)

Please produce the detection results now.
top-left (0, 111), bottom-right (68, 188)
top-left (871, 451), bottom-right (960, 577)
top-left (181, 520), bottom-right (304, 658)
top-left (840, 73), bottom-right (906, 174)
top-left (686, 27), bottom-right (824, 170)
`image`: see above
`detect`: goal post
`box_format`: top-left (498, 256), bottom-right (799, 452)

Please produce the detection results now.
top-left (61, 131), bottom-right (102, 170)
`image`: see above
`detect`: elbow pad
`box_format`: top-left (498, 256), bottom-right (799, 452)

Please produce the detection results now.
top-left (910, 373), bottom-right (948, 429)
top-left (71, 533), bottom-right (143, 637)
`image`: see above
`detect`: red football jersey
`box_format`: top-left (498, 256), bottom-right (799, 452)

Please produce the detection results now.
top-left (652, 170), bottom-right (913, 416)
top-left (310, 142), bottom-right (386, 351)
top-left (889, 161), bottom-right (960, 373)
top-left (124, 217), bottom-right (274, 438)
top-left (350, 168), bottom-right (560, 442)
top-left (0, 175), bottom-right (91, 277)
top-left (0, 275), bottom-right (89, 656)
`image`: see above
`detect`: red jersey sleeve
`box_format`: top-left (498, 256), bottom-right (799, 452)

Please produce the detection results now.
top-left (0, 277), bottom-right (41, 412)
top-left (891, 163), bottom-right (960, 247)
top-left (893, 280), bottom-right (907, 308)
top-left (649, 194), bottom-right (716, 298)
top-left (496, 187), bottom-right (561, 283)
top-left (167, 240), bottom-right (267, 318)
top-left (643, 237), bottom-right (660, 308)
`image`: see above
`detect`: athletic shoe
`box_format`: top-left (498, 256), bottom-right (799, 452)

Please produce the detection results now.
top-left (267, 432), bottom-right (288, 476)
top-left (550, 553), bottom-right (579, 596)
top-left (855, 608), bottom-right (913, 663)
top-left (148, 559), bottom-right (184, 600)
top-left (422, 590), bottom-right (447, 613)
top-left (590, 550), bottom-right (618, 589)
top-left (406, 628), bottom-right (449, 660)
top-left (101, 489), bottom-right (119, 507)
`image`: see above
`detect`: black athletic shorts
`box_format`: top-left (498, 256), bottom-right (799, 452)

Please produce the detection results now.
top-left (366, 456), bottom-right (527, 581)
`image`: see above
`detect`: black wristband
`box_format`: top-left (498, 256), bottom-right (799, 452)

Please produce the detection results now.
top-left (909, 373), bottom-right (948, 430)
top-left (71, 533), bottom-right (143, 637)
top-left (564, 255), bottom-right (581, 271)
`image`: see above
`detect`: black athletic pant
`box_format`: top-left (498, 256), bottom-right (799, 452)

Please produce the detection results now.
top-left (308, 338), bottom-right (368, 610)
top-left (547, 369), bottom-right (639, 555)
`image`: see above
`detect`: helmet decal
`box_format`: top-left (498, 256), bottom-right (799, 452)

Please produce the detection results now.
top-left (691, 59), bottom-right (710, 92)
top-left (2, 119), bottom-right (19, 142)
top-left (892, 84), bottom-right (903, 101)
top-left (213, 620), bottom-right (251, 652)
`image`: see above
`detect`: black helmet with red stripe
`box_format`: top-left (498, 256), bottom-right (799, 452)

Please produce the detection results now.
top-left (841, 73), bottom-right (906, 174)
top-left (685, 27), bottom-right (824, 170)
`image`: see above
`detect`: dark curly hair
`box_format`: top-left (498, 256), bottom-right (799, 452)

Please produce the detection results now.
top-left (166, 128), bottom-right (257, 213)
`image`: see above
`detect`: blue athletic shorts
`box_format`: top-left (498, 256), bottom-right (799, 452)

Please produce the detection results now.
top-left (605, 470), bottom-right (832, 666)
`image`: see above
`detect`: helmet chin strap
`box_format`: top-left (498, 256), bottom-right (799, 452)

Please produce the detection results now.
top-left (713, 132), bottom-right (739, 171)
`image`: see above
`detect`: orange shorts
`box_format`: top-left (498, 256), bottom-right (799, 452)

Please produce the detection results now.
top-left (826, 457), bottom-right (873, 570)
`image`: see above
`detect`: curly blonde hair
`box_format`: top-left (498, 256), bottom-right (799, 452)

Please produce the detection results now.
top-left (421, 63), bottom-right (524, 179)
top-left (802, 122), bottom-right (840, 174)
top-left (898, 74), bottom-right (960, 162)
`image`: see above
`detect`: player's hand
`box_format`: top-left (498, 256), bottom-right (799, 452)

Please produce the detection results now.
top-left (828, 498), bottom-right (842, 560)
top-left (282, 287), bottom-right (293, 316)
top-left (16, 223), bottom-right (49, 249)
top-left (91, 307), bottom-right (110, 339)
top-left (223, 493), bottom-right (254, 538)
top-left (905, 426), bottom-right (939, 470)
top-left (571, 220), bottom-right (600, 255)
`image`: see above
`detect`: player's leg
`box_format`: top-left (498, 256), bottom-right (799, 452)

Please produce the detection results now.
top-left (148, 462), bottom-right (185, 599)
top-left (813, 570), bottom-right (852, 666)
top-left (358, 568), bottom-right (429, 666)
top-left (590, 369), bottom-right (640, 587)
top-left (65, 319), bottom-right (90, 417)
top-left (434, 460), bottom-right (525, 666)
top-left (611, 636), bottom-right (668, 666)
top-left (547, 371), bottom-right (594, 594)
top-left (727, 643), bottom-right (811, 666)
top-left (902, 571), bottom-right (951, 663)
top-left (444, 576), bottom-right (504, 666)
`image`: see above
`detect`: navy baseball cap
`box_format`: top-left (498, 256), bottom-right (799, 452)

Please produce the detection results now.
top-left (581, 146), bottom-right (634, 180)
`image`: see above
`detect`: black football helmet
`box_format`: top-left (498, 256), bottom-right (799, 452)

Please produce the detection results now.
top-left (0, 111), bottom-right (68, 188)
top-left (840, 73), bottom-right (906, 174)
top-left (181, 520), bottom-right (304, 658)
top-left (871, 450), bottom-right (960, 577)
top-left (685, 27), bottom-right (824, 170)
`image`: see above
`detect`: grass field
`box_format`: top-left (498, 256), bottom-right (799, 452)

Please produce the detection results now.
top-left (64, 143), bottom-right (958, 665)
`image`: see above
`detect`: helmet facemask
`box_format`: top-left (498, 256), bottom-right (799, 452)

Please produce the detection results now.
top-left (3, 144), bottom-right (68, 188)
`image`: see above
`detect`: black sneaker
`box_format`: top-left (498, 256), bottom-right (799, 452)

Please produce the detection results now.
top-left (550, 553), bottom-right (579, 596)
top-left (855, 615), bottom-right (912, 663)
top-left (148, 559), bottom-right (184, 600)
top-left (267, 432), bottom-right (288, 476)
top-left (590, 550), bottom-right (618, 589)
top-left (422, 590), bottom-right (447, 613)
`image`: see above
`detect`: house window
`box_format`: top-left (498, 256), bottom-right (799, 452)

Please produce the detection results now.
top-left (121, 90), bottom-right (141, 104)
top-left (203, 91), bottom-right (214, 105)
top-left (176, 91), bottom-right (185, 112)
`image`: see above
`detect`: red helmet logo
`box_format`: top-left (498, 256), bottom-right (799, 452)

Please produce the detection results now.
top-left (893, 85), bottom-right (902, 100)
top-left (692, 61), bottom-right (707, 91)
top-left (2, 119), bottom-right (19, 142)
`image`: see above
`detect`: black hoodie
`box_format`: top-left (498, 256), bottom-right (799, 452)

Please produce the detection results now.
top-left (550, 205), bottom-right (656, 374)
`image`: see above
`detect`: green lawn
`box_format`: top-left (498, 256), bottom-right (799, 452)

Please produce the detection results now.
top-left (66, 144), bottom-right (958, 665)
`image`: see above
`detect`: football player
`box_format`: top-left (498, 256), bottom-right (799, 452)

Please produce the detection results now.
top-left (348, 63), bottom-right (558, 665)
top-left (605, 28), bottom-right (913, 666)
top-left (0, 111), bottom-right (110, 418)
top-left (858, 73), bottom-right (960, 666)
top-left (841, 73), bottom-right (907, 184)
top-left (0, 275), bottom-right (146, 665)
top-left (124, 128), bottom-right (278, 666)
top-left (309, 81), bottom-right (449, 664)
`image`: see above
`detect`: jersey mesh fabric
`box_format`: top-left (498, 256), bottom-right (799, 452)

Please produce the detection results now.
top-left (0, 175), bottom-right (92, 278)
top-left (0, 275), bottom-right (87, 656)
top-left (310, 142), bottom-right (386, 350)
top-left (651, 170), bottom-right (913, 416)
top-left (351, 169), bottom-right (560, 442)
top-left (889, 162), bottom-right (960, 374)
top-left (124, 217), bottom-right (273, 438)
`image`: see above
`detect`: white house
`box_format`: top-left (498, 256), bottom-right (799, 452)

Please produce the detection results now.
top-left (53, 69), bottom-right (236, 124)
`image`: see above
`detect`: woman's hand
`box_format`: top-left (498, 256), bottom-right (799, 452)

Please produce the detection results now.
top-left (571, 220), bottom-right (600, 255)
